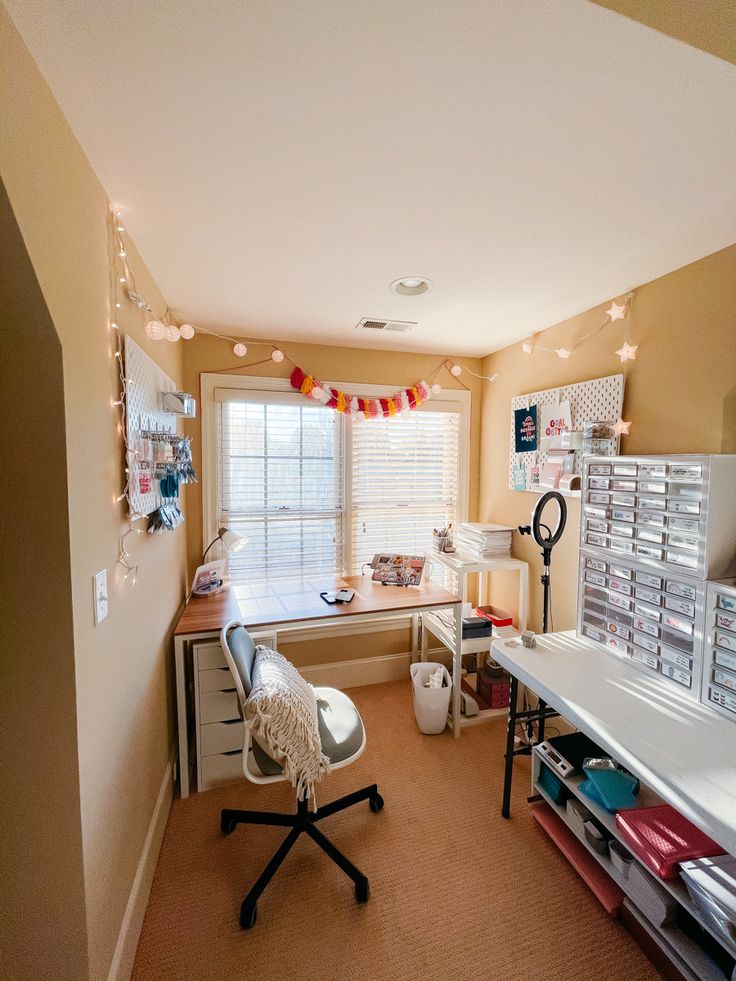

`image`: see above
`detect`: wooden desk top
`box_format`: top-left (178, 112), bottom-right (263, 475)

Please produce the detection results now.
top-left (175, 574), bottom-right (460, 637)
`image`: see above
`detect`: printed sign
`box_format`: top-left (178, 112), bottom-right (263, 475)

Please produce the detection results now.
top-left (514, 405), bottom-right (538, 453)
top-left (540, 400), bottom-right (572, 438)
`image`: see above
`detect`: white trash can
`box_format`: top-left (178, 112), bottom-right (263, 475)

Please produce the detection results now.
top-left (410, 662), bottom-right (452, 734)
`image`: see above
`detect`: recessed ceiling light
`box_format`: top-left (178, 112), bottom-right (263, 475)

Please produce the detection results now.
top-left (389, 276), bottom-right (434, 296)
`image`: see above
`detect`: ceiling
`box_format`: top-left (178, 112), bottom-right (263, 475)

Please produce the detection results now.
top-left (7, 0), bottom-right (736, 356)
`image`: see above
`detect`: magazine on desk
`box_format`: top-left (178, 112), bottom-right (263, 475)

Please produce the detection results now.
top-left (369, 553), bottom-right (426, 586)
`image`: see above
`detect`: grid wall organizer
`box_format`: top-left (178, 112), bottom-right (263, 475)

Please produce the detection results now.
top-left (577, 454), bottom-right (736, 715)
top-left (508, 373), bottom-right (624, 491)
top-left (124, 336), bottom-right (178, 517)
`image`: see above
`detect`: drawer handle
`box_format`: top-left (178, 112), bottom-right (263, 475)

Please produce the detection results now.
top-left (223, 749), bottom-right (242, 757)
top-left (222, 719), bottom-right (241, 726)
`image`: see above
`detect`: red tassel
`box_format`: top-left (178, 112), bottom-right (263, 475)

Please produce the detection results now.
top-left (326, 389), bottom-right (338, 408)
top-left (290, 366), bottom-right (305, 390)
top-left (406, 387), bottom-right (416, 407)
top-left (380, 398), bottom-right (390, 416)
top-left (357, 398), bottom-right (366, 414)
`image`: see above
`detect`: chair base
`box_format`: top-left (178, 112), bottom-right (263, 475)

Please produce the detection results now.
top-left (221, 784), bottom-right (384, 929)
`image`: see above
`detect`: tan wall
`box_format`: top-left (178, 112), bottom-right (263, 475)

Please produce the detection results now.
top-left (0, 8), bottom-right (187, 978)
top-left (182, 337), bottom-right (483, 663)
top-left (588, 0), bottom-right (736, 66)
top-left (479, 244), bottom-right (736, 632)
top-left (0, 178), bottom-right (90, 981)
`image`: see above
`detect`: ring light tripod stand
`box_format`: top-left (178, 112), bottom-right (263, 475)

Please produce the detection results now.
top-left (518, 490), bottom-right (567, 634)
top-left (501, 491), bottom-right (568, 818)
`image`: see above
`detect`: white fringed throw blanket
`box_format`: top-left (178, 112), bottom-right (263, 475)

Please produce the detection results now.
top-left (244, 646), bottom-right (331, 801)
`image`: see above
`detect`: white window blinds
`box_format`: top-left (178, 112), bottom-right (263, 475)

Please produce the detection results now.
top-left (349, 409), bottom-right (461, 574)
top-left (217, 396), bottom-right (344, 581)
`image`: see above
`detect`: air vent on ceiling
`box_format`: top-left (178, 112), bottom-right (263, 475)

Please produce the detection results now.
top-left (355, 317), bottom-right (416, 332)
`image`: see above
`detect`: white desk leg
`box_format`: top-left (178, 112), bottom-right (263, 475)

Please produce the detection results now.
top-left (420, 614), bottom-right (429, 662)
top-left (519, 565), bottom-right (529, 633)
top-left (174, 636), bottom-right (189, 799)
top-left (411, 613), bottom-right (419, 663)
top-left (452, 604), bottom-right (462, 736)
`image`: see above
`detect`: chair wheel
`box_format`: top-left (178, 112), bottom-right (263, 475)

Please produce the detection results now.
top-left (355, 879), bottom-right (370, 903)
top-left (369, 793), bottom-right (384, 813)
top-left (221, 814), bottom-right (237, 835)
top-left (240, 901), bottom-right (257, 929)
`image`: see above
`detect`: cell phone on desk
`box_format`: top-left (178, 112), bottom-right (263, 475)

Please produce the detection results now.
top-left (320, 588), bottom-right (355, 604)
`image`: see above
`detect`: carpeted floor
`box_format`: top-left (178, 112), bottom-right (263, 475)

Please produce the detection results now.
top-left (132, 680), bottom-right (660, 981)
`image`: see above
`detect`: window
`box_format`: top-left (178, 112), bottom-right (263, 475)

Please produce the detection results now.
top-left (349, 410), bottom-right (461, 574)
top-left (217, 393), bottom-right (344, 580)
top-left (205, 377), bottom-right (468, 583)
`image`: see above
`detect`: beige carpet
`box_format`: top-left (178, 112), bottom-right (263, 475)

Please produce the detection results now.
top-left (133, 680), bottom-right (659, 981)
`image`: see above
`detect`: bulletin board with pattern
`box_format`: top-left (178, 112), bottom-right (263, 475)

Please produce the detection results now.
top-left (508, 373), bottom-right (624, 491)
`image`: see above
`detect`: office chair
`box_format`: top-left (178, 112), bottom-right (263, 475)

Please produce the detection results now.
top-left (219, 620), bottom-right (384, 929)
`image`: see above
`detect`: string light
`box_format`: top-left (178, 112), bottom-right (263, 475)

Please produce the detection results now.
top-left (612, 418), bottom-right (631, 436)
top-left (180, 324), bottom-right (195, 340)
top-left (615, 341), bottom-right (638, 363)
top-left (271, 348), bottom-right (285, 363)
top-left (606, 301), bottom-right (626, 322)
top-left (555, 347), bottom-right (572, 359)
top-left (233, 342), bottom-right (247, 357)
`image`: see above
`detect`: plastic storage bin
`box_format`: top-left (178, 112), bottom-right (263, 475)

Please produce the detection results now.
top-left (616, 804), bottom-right (724, 880)
top-left (609, 840), bottom-right (634, 878)
top-left (410, 662), bottom-right (452, 734)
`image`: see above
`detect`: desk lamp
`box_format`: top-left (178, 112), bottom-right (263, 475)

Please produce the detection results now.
top-left (202, 526), bottom-right (246, 563)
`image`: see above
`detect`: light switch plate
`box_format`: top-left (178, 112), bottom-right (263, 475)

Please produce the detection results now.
top-left (93, 569), bottom-right (108, 625)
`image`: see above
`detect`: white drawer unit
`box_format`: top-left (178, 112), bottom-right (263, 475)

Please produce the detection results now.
top-left (581, 455), bottom-right (736, 581)
top-left (577, 550), bottom-right (705, 696)
top-left (702, 580), bottom-right (736, 723)
top-left (192, 633), bottom-right (278, 791)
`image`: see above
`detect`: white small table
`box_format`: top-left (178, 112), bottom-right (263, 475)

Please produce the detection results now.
top-left (420, 550), bottom-right (529, 729)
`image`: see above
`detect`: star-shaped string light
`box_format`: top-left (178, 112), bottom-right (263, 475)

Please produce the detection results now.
top-left (612, 418), bottom-right (631, 436)
top-left (521, 341), bottom-right (533, 354)
top-left (555, 347), bottom-right (571, 359)
top-left (607, 301), bottom-right (626, 322)
top-left (615, 341), bottom-right (638, 363)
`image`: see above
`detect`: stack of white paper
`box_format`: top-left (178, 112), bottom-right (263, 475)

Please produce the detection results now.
top-left (454, 522), bottom-right (514, 559)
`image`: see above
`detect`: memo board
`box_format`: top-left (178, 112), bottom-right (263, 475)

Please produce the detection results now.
top-left (509, 373), bottom-right (624, 491)
top-left (124, 336), bottom-right (178, 516)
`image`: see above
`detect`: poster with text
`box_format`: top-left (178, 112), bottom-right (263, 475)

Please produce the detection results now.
top-left (514, 404), bottom-right (538, 452)
top-left (540, 400), bottom-right (572, 438)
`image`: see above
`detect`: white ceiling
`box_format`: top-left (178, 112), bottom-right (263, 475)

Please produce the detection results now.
top-left (7, 0), bottom-right (736, 356)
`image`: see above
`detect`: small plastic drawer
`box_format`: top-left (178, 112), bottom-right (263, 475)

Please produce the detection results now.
top-left (199, 751), bottom-right (244, 791)
top-left (199, 689), bottom-right (239, 724)
top-left (199, 667), bottom-right (236, 693)
top-left (195, 643), bottom-right (227, 671)
top-left (200, 719), bottom-right (244, 757)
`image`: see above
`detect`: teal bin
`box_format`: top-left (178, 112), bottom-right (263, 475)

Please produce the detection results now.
top-left (539, 762), bottom-right (571, 805)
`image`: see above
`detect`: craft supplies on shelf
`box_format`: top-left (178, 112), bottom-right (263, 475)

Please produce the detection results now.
top-left (432, 525), bottom-right (455, 553)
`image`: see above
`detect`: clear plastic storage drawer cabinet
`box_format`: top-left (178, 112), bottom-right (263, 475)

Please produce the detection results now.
top-left (580, 455), bottom-right (736, 581)
top-left (702, 580), bottom-right (736, 722)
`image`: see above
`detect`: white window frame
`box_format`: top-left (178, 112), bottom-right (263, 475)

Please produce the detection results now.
top-left (200, 372), bottom-right (471, 582)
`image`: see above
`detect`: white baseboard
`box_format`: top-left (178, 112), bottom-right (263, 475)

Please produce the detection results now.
top-left (299, 647), bottom-right (450, 689)
top-left (107, 745), bottom-right (176, 981)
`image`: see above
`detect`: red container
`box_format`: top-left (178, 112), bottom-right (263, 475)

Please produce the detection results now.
top-left (475, 604), bottom-right (513, 628)
top-left (615, 805), bottom-right (725, 880)
top-left (477, 671), bottom-right (511, 709)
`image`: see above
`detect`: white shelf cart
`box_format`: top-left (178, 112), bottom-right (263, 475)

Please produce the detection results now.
top-left (420, 550), bottom-right (529, 731)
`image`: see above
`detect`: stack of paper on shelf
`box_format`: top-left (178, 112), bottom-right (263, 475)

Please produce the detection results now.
top-left (454, 522), bottom-right (514, 560)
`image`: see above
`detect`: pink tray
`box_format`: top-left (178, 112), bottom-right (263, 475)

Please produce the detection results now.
top-left (616, 805), bottom-right (725, 880)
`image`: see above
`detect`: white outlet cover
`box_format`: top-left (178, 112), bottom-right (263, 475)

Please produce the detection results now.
top-left (94, 569), bottom-right (108, 625)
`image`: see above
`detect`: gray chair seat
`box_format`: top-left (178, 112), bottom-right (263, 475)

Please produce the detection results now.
top-left (252, 686), bottom-right (364, 776)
